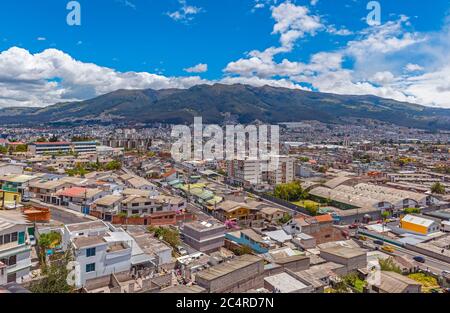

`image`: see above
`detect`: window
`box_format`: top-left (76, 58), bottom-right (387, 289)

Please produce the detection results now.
top-left (0, 235), bottom-right (3, 245)
top-left (3, 234), bottom-right (11, 244)
top-left (9, 255), bottom-right (16, 266)
top-left (132, 210), bottom-right (139, 215)
top-left (86, 247), bottom-right (96, 257)
top-left (11, 232), bottom-right (18, 242)
top-left (144, 202), bottom-right (152, 206)
top-left (86, 263), bottom-right (96, 273)
top-left (132, 203), bottom-right (139, 207)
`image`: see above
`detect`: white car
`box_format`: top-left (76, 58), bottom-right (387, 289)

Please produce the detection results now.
top-left (177, 246), bottom-right (188, 256)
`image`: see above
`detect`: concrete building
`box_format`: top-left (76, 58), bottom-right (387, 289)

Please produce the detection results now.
top-left (267, 156), bottom-right (295, 185)
top-left (28, 142), bottom-right (72, 155)
top-left (181, 220), bottom-right (226, 252)
top-left (264, 272), bottom-right (314, 293)
top-left (72, 141), bottom-right (98, 155)
top-left (371, 271), bottom-right (422, 293)
top-left (319, 246), bottom-right (367, 274)
top-left (227, 159), bottom-right (262, 186)
top-left (195, 254), bottom-right (265, 293)
top-left (63, 221), bottom-right (132, 288)
top-left (0, 213), bottom-right (32, 283)
top-left (400, 214), bottom-right (440, 235)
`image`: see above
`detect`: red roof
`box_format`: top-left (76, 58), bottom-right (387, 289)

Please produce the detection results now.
top-left (33, 141), bottom-right (71, 145)
top-left (56, 187), bottom-right (87, 197)
top-left (314, 214), bottom-right (333, 223)
top-left (161, 169), bottom-right (177, 178)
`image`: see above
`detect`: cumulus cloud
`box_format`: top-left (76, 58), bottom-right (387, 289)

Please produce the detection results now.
top-left (184, 63), bottom-right (208, 73)
top-left (0, 47), bottom-right (210, 107)
top-left (224, 1), bottom-right (450, 108)
top-left (167, 0), bottom-right (203, 23)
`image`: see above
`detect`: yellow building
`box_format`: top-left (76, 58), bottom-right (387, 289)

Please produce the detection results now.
top-left (400, 214), bottom-right (439, 235)
top-left (0, 189), bottom-right (22, 208)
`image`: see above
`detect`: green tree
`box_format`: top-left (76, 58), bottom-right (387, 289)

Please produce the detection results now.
top-left (277, 213), bottom-right (292, 225)
top-left (29, 250), bottom-right (74, 294)
top-left (14, 144), bottom-right (28, 153)
top-left (431, 182), bottom-right (445, 194)
top-left (273, 181), bottom-right (304, 202)
top-left (378, 257), bottom-right (402, 274)
top-left (304, 201), bottom-right (319, 216)
top-left (404, 207), bottom-right (421, 214)
top-left (153, 227), bottom-right (180, 248)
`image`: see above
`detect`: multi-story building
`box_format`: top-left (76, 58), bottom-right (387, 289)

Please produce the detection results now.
top-left (227, 156), bottom-right (294, 186)
top-left (62, 221), bottom-right (132, 288)
top-left (267, 156), bottom-right (294, 185)
top-left (72, 141), bottom-right (98, 155)
top-left (28, 142), bottom-right (72, 155)
top-left (227, 158), bottom-right (262, 186)
top-left (181, 220), bottom-right (226, 252)
top-left (0, 213), bottom-right (32, 283)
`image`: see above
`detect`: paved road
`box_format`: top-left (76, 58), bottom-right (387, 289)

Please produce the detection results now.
top-left (361, 235), bottom-right (450, 274)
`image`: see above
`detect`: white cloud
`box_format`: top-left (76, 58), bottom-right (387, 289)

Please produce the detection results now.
top-left (0, 47), bottom-right (210, 107)
top-left (404, 63), bottom-right (424, 72)
top-left (37, 37), bottom-right (47, 41)
top-left (184, 63), bottom-right (208, 73)
top-left (167, 0), bottom-right (203, 23)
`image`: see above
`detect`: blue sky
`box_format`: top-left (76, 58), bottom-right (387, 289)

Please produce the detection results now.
top-left (0, 0), bottom-right (450, 108)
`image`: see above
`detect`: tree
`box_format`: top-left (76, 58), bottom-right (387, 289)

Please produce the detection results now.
top-left (29, 250), bottom-right (74, 294)
top-left (37, 231), bottom-right (62, 265)
top-left (0, 146), bottom-right (8, 154)
top-left (277, 213), bottom-right (292, 225)
top-left (153, 227), bottom-right (180, 248)
top-left (273, 181), bottom-right (304, 202)
top-left (379, 257), bottom-right (402, 274)
top-left (404, 207), bottom-right (421, 214)
top-left (304, 201), bottom-right (319, 216)
top-left (14, 144), bottom-right (28, 153)
top-left (431, 182), bottom-right (445, 194)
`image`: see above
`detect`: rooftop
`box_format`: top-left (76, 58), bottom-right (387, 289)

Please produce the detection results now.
top-left (195, 254), bottom-right (262, 281)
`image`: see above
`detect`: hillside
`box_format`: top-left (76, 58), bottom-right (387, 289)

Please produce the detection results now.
top-left (1, 84), bottom-right (449, 130)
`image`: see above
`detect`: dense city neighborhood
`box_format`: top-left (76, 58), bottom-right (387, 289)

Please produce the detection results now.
top-left (0, 122), bottom-right (449, 294)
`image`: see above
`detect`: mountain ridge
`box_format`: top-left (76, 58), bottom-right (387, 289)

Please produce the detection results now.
top-left (1, 83), bottom-right (449, 130)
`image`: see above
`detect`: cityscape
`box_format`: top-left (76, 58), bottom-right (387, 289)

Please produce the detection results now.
top-left (0, 0), bottom-right (449, 306)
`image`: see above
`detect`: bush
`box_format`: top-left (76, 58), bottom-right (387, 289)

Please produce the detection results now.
top-left (273, 181), bottom-right (305, 202)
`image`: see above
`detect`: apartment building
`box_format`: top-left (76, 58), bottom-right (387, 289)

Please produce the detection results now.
top-left (181, 220), bottom-right (226, 252)
top-left (227, 156), bottom-right (294, 186)
top-left (0, 213), bottom-right (32, 283)
top-left (227, 159), bottom-right (262, 186)
top-left (267, 156), bottom-right (295, 185)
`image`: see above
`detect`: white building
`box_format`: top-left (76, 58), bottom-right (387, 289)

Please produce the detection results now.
top-left (0, 213), bottom-right (32, 283)
top-left (63, 221), bottom-right (133, 288)
top-left (72, 141), bottom-right (98, 155)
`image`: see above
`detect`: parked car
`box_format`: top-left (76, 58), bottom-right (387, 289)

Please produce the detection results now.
top-left (349, 223), bottom-right (358, 229)
top-left (177, 246), bottom-right (188, 256)
top-left (374, 240), bottom-right (384, 245)
top-left (21, 196), bottom-right (30, 203)
top-left (413, 256), bottom-right (426, 263)
top-left (381, 245), bottom-right (395, 253)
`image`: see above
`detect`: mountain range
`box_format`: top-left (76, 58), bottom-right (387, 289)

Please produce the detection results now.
top-left (1, 84), bottom-right (449, 130)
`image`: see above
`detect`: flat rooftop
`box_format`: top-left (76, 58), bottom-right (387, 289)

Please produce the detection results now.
top-left (320, 246), bottom-right (366, 259)
top-left (195, 254), bottom-right (262, 281)
top-left (264, 272), bottom-right (309, 293)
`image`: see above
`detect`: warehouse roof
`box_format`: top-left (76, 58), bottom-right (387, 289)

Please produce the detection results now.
top-left (195, 254), bottom-right (262, 281)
